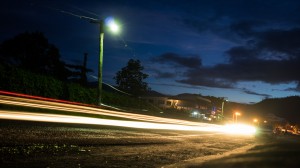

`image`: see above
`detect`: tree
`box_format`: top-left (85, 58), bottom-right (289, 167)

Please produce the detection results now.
top-left (0, 31), bottom-right (70, 81)
top-left (114, 59), bottom-right (150, 96)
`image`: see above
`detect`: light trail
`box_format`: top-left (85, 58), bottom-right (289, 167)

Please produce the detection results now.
top-left (0, 93), bottom-right (257, 135)
top-left (0, 94), bottom-right (215, 126)
top-left (0, 110), bottom-right (222, 132)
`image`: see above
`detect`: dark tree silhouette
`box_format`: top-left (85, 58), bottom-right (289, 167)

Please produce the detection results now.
top-left (0, 31), bottom-right (70, 81)
top-left (114, 59), bottom-right (150, 96)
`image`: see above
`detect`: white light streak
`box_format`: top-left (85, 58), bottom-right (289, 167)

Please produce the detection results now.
top-left (0, 110), bottom-right (221, 132)
top-left (0, 95), bottom-right (256, 135)
top-left (0, 95), bottom-right (213, 126)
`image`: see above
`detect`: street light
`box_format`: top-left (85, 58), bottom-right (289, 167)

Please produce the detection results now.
top-left (253, 118), bottom-right (259, 125)
top-left (92, 17), bottom-right (120, 106)
top-left (221, 98), bottom-right (228, 119)
top-left (54, 10), bottom-right (120, 106)
top-left (233, 112), bottom-right (241, 123)
top-left (235, 112), bottom-right (241, 123)
top-left (106, 17), bottom-right (120, 33)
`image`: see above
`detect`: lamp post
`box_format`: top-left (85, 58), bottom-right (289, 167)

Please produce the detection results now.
top-left (253, 118), bottom-right (259, 126)
top-left (98, 20), bottom-right (104, 106)
top-left (235, 112), bottom-right (241, 123)
top-left (221, 98), bottom-right (228, 119)
top-left (55, 10), bottom-right (120, 106)
top-left (233, 112), bottom-right (241, 123)
top-left (92, 17), bottom-right (120, 106)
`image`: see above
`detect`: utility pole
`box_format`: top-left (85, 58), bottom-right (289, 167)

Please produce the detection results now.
top-left (80, 53), bottom-right (88, 86)
top-left (89, 19), bottom-right (104, 106)
top-left (98, 20), bottom-right (104, 106)
top-left (91, 18), bottom-right (120, 106)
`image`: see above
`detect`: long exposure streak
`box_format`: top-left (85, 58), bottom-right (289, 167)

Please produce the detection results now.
top-left (0, 93), bottom-right (256, 135)
top-left (0, 110), bottom-right (222, 132)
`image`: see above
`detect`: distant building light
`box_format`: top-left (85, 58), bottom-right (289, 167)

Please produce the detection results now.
top-left (192, 111), bottom-right (198, 115)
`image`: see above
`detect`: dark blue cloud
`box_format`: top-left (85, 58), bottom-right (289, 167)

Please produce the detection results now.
top-left (152, 52), bottom-right (202, 69)
top-left (241, 88), bottom-right (271, 98)
top-left (172, 27), bottom-right (300, 90)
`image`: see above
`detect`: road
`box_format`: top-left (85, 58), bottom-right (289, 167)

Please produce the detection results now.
top-left (0, 120), bottom-right (256, 168)
top-left (0, 92), bottom-right (263, 167)
top-left (2, 120), bottom-right (299, 168)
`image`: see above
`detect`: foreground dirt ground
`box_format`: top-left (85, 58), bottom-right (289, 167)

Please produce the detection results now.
top-left (0, 120), bottom-right (256, 168)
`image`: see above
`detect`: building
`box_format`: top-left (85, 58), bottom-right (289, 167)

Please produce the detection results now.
top-left (142, 92), bottom-right (212, 119)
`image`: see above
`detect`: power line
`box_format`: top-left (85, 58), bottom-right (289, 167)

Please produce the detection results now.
top-left (31, 1), bottom-right (98, 22)
top-left (44, 2), bottom-right (138, 59)
top-left (67, 4), bottom-right (100, 18)
top-left (89, 75), bottom-right (132, 96)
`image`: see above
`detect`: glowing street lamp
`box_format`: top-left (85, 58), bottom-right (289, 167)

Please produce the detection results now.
top-left (253, 118), bottom-right (259, 125)
top-left (93, 17), bottom-right (120, 106)
top-left (105, 17), bottom-right (120, 33)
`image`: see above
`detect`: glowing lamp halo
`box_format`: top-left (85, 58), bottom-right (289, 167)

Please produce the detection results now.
top-left (104, 16), bottom-right (120, 33)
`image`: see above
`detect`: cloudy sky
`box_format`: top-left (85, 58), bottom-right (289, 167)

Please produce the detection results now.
top-left (1, 0), bottom-right (300, 103)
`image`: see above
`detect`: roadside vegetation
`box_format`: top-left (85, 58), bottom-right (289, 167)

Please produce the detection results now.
top-left (0, 63), bottom-right (163, 114)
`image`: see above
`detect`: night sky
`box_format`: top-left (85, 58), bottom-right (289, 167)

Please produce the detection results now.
top-left (1, 0), bottom-right (300, 103)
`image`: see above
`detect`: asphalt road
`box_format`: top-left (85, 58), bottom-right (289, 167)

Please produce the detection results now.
top-left (1, 93), bottom-right (299, 168)
top-left (2, 120), bottom-right (299, 168)
top-left (0, 119), bottom-right (256, 168)
top-left (0, 93), bottom-right (260, 167)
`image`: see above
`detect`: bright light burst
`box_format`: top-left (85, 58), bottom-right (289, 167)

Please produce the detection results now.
top-left (105, 17), bottom-right (120, 33)
top-left (222, 124), bottom-right (257, 135)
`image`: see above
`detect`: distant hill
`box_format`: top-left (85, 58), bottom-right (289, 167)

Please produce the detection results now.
top-left (252, 96), bottom-right (300, 124)
top-left (221, 96), bottom-right (300, 125)
top-left (143, 90), bottom-right (166, 97)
